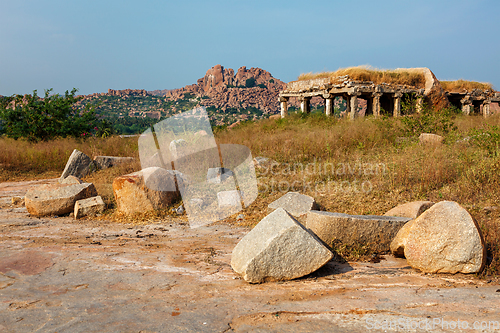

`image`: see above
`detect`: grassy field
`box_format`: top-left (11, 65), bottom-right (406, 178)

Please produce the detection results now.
top-left (1, 112), bottom-right (500, 276)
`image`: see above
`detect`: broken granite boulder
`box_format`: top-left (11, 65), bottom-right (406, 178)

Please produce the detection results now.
top-left (393, 201), bottom-right (486, 274)
top-left (113, 167), bottom-right (182, 215)
top-left (74, 196), bottom-right (105, 219)
top-left (384, 201), bottom-right (435, 219)
top-left (268, 192), bottom-right (318, 219)
top-left (25, 183), bottom-right (98, 217)
top-left (231, 208), bottom-right (333, 283)
top-left (305, 211), bottom-right (412, 253)
top-left (59, 149), bottom-right (95, 181)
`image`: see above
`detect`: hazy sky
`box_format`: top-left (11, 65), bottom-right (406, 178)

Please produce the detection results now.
top-left (1, 0), bottom-right (499, 96)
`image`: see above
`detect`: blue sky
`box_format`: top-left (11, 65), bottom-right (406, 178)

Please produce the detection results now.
top-left (1, 0), bottom-right (499, 96)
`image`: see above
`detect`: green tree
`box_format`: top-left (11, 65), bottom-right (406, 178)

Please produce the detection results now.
top-left (0, 88), bottom-right (97, 142)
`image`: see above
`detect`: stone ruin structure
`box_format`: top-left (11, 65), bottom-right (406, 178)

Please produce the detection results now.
top-left (278, 67), bottom-right (500, 118)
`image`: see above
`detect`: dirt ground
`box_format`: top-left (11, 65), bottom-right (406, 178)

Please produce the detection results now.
top-left (1, 179), bottom-right (499, 332)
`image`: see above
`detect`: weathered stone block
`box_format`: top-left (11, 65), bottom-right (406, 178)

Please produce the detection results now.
top-left (231, 208), bottom-right (333, 283)
top-left (59, 149), bottom-right (95, 181)
top-left (74, 196), bottom-right (105, 219)
top-left (419, 133), bottom-right (444, 145)
top-left (25, 183), bottom-right (98, 217)
top-left (384, 201), bottom-right (435, 219)
top-left (94, 156), bottom-right (134, 170)
top-left (268, 192), bottom-right (318, 219)
top-left (113, 167), bottom-right (181, 215)
top-left (60, 175), bottom-right (83, 185)
top-left (217, 190), bottom-right (242, 209)
top-left (401, 201), bottom-right (486, 274)
top-left (305, 211), bottom-right (412, 253)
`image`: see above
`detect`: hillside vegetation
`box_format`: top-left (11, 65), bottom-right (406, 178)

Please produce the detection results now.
top-left (1, 111), bottom-right (500, 276)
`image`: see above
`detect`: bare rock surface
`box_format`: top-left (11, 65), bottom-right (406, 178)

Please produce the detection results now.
top-left (25, 183), bottom-right (97, 217)
top-left (93, 156), bottom-right (134, 170)
top-left (402, 201), bottom-right (486, 273)
top-left (267, 192), bottom-right (318, 219)
top-left (384, 201), bottom-right (435, 219)
top-left (113, 167), bottom-right (181, 215)
top-left (306, 211), bottom-right (412, 253)
top-left (59, 149), bottom-right (95, 181)
top-left (74, 196), bottom-right (105, 219)
top-left (1, 179), bottom-right (499, 332)
top-left (231, 208), bottom-right (333, 283)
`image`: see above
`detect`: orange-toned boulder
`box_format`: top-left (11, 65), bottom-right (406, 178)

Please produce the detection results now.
top-left (113, 167), bottom-right (182, 215)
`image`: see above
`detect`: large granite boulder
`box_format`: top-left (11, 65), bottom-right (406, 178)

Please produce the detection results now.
top-left (231, 208), bottom-right (333, 283)
top-left (305, 211), bottom-right (412, 253)
top-left (268, 192), bottom-right (318, 219)
top-left (25, 183), bottom-right (97, 217)
top-left (384, 201), bottom-right (435, 219)
top-left (59, 149), bottom-right (95, 182)
top-left (113, 167), bottom-right (182, 215)
top-left (393, 201), bottom-right (486, 274)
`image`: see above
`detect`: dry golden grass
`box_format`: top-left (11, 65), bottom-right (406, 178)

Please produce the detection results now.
top-left (440, 80), bottom-right (494, 92)
top-left (297, 66), bottom-right (426, 88)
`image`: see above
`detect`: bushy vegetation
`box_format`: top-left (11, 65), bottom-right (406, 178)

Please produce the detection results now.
top-left (0, 89), bottom-right (99, 142)
top-left (441, 80), bottom-right (493, 92)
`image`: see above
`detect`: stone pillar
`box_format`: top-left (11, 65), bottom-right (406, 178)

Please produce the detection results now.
top-left (323, 93), bottom-right (333, 116)
top-left (348, 91), bottom-right (360, 120)
top-left (300, 97), bottom-right (311, 114)
top-left (372, 92), bottom-right (382, 118)
top-left (393, 92), bottom-right (402, 117)
top-left (460, 95), bottom-right (472, 115)
top-left (279, 96), bottom-right (289, 118)
top-left (483, 99), bottom-right (492, 117)
top-left (416, 96), bottom-right (424, 114)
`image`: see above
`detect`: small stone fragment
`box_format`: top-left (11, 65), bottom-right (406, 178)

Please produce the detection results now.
top-left (384, 201), bottom-right (435, 219)
top-left (74, 196), bottom-right (105, 219)
top-left (268, 192), bottom-right (318, 219)
top-left (60, 175), bottom-right (83, 185)
top-left (419, 133), bottom-right (444, 145)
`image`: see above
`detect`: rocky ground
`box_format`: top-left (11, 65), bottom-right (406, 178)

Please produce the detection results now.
top-left (1, 180), bottom-right (499, 332)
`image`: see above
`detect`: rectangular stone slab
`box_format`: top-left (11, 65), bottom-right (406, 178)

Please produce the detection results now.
top-left (305, 211), bottom-right (412, 254)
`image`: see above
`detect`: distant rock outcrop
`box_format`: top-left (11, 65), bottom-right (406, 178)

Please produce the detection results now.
top-left (151, 65), bottom-right (287, 114)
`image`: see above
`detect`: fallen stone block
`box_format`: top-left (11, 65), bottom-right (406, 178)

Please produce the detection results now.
top-left (384, 201), bottom-right (435, 219)
top-left (94, 156), bottom-right (134, 170)
top-left (60, 175), bottom-right (83, 185)
top-left (207, 167), bottom-right (234, 184)
top-left (113, 167), bottom-right (181, 215)
top-left (59, 149), bottom-right (95, 181)
top-left (305, 211), bottom-right (412, 253)
top-left (419, 133), bottom-right (444, 145)
top-left (268, 192), bottom-right (318, 219)
top-left (74, 196), bottom-right (105, 219)
top-left (25, 183), bottom-right (98, 217)
top-left (397, 201), bottom-right (486, 274)
top-left (231, 208), bottom-right (333, 283)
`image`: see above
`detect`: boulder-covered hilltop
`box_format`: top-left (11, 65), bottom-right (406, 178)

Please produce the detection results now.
top-left (150, 64), bottom-right (287, 114)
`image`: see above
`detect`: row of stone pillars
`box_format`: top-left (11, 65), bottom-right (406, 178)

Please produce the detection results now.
top-left (279, 92), bottom-right (423, 119)
top-left (460, 96), bottom-right (493, 116)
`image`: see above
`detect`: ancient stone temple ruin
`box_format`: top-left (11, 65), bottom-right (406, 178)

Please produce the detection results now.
top-left (278, 67), bottom-right (500, 118)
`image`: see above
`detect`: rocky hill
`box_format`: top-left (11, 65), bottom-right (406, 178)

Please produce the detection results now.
top-left (150, 64), bottom-right (287, 114)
